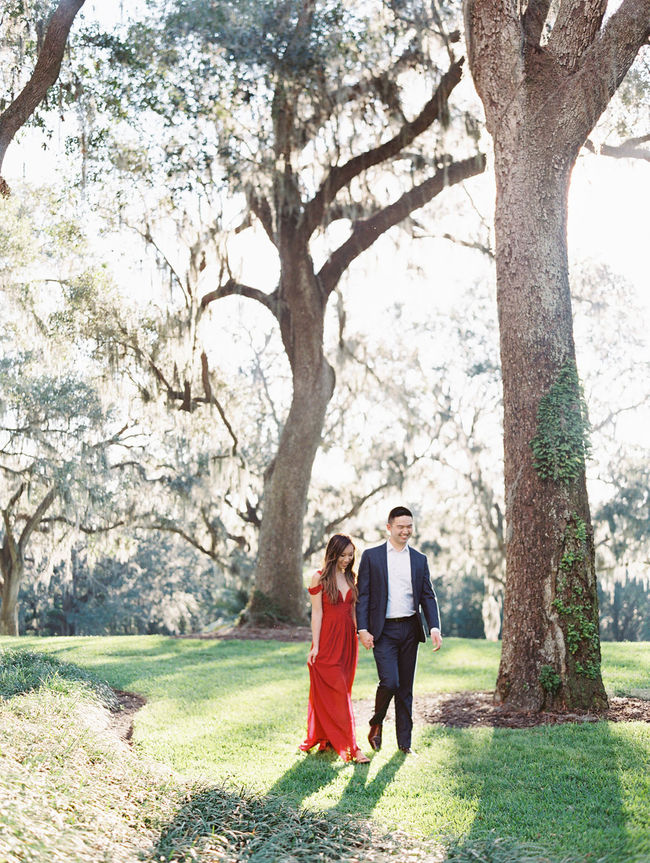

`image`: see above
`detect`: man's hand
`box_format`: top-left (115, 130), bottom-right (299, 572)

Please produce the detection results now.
top-left (430, 628), bottom-right (442, 651)
top-left (358, 629), bottom-right (374, 650)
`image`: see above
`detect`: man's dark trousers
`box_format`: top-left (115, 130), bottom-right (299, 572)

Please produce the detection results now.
top-left (370, 616), bottom-right (419, 750)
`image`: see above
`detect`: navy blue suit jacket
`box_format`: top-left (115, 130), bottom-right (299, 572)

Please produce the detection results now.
top-left (356, 542), bottom-right (441, 643)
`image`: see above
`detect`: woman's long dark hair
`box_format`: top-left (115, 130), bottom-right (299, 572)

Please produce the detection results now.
top-left (320, 534), bottom-right (358, 605)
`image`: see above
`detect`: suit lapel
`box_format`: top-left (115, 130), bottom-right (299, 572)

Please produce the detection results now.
top-left (377, 542), bottom-right (389, 593)
top-left (408, 547), bottom-right (418, 597)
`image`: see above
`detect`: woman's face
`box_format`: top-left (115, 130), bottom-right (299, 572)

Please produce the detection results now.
top-left (337, 544), bottom-right (354, 571)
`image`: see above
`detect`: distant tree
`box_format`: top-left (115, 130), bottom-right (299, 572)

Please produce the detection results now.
top-left (598, 575), bottom-right (650, 642)
top-left (0, 356), bottom-right (131, 634)
top-left (463, 0), bottom-right (649, 710)
top-left (0, 0), bottom-right (87, 193)
top-left (437, 570), bottom-right (486, 638)
top-left (595, 452), bottom-right (650, 568)
top-left (80, 0), bottom-right (486, 624)
top-left (0, 189), bottom-right (144, 634)
top-left (20, 536), bottom-right (230, 636)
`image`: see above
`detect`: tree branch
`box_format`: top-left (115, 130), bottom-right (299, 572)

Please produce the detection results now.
top-left (583, 135), bottom-right (650, 162)
top-left (201, 350), bottom-right (239, 455)
top-left (463, 0), bottom-right (524, 113)
top-left (571, 0), bottom-right (650, 131)
top-left (17, 486), bottom-right (57, 557)
top-left (591, 398), bottom-right (650, 433)
top-left (200, 278), bottom-right (277, 315)
top-left (247, 190), bottom-right (275, 243)
top-left (0, 0), bottom-right (87, 188)
top-left (547, 0), bottom-right (608, 71)
top-left (142, 520), bottom-right (221, 562)
top-left (317, 154), bottom-right (486, 295)
top-left (522, 0), bottom-right (552, 45)
top-left (299, 44), bottom-right (428, 153)
top-left (225, 495), bottom-right (262, 530)
top-left (40, 515), bottom-right (126, 534)
top-left (302, 481), bottom-right (393, 560)
top-left (134, 221), bottom-right (191, 310)
top-left (302, 59), bottom-right (466, 238)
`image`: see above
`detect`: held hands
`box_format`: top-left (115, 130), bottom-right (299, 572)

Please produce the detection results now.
top-left (358, 630), bottom-right (374, 650)
top-left (430, 628), bottom-right (442, 652)
top-left (307, 646), bottom-right (319, 665)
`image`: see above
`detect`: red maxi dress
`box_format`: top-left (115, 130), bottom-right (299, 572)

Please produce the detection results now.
top-left (300, 583), bottom-right (360, 761)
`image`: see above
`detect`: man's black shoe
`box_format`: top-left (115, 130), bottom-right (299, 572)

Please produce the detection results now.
top-left (399, 747), bottom-right (417, 757)
top-left (368, 724), bottom-right (382, 751)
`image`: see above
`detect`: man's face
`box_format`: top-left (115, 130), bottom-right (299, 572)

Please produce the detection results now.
top-left (387, 516), bottom-right (413, 548)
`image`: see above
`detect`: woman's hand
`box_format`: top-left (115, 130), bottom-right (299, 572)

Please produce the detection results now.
top-left (307, 646), bottom-right (319, 665)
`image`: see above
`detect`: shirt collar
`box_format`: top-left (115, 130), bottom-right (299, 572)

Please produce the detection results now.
top-left (387, 541), bottom-right (409, 554)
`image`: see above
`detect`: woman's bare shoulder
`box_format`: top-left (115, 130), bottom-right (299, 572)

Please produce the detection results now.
top-left (310, 570), bottom-right (323, 588)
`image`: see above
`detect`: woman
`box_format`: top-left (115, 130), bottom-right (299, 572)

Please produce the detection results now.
top-left (299, 534), bottom-right (370, 763)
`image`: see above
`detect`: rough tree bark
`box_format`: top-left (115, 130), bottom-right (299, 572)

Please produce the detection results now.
top-left (463, 0), bottom-right (650, 709)
top-left (0, 486), bottom-right (56, 635)
top-left (0, 0), bottom-right (86, 194)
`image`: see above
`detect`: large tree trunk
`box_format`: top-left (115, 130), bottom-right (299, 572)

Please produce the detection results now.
top-left (493, 142), bottom-right (607, 710)
top-left (0, 557), bottom-right (23, 636)
top-left (246, 258), bottom-right (335, 624)
top-left (463, 0), bottom-right (649, 713)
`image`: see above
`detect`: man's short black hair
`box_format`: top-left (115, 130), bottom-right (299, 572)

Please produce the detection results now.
top-left (388, 506), bottom-right (413, 523)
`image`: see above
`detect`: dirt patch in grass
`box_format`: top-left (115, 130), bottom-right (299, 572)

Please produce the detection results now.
top-left (353, 690), bottom-right (650, 730)
top-left (417, 690), bottom-right (650, 727)
top-left (111, 689), bottom-right (147, 742)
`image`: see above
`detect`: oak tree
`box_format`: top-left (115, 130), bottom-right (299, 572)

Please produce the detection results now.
top-left (89, 0), bottom-right (486, 623)
top-left (463, 0), bottom-right (650, 709)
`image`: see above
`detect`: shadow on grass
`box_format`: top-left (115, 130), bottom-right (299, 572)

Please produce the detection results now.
top-left (267, 751), bottom-right (342, 804)
top-left (440, 717), bottom-right (649, 863)
top-left (149, 783), bottom-right (378, 863)
top-left (150, 752), bottom-right (408, 862)
top-left (333, 752), bottom-right (405, 818)
top-left (265, 749), bottom-right (404, 815)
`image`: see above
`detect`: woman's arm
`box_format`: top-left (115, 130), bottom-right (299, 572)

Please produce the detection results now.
top-left (307, 572), bottom-right (323, 665)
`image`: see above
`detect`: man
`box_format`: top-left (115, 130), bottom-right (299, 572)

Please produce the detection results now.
top-left (356, 506), bottom-right (442, 755)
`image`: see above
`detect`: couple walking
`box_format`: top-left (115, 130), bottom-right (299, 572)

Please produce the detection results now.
top-left (300, 506), bottom-right (442, 763)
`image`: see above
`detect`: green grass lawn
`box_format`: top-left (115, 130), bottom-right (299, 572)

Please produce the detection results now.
top-left (1, 635), bottom-right (649, 862)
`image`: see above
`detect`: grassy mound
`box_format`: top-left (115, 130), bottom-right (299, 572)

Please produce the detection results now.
top-left (0, 648), bottom-right (176, 863)
top-left (0, 649), bottom-right (431, 862)
top-left (0, 648), bottom-right (119, 708)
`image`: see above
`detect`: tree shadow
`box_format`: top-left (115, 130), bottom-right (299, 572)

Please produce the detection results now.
top-left (439, 717), bottom-right (648, 862)
top-left (148, 782), bottom-right (364, 863)
top-left (148, 753), bottom-right (405, 862)
top-left (33, 637), bottom-right (307, 698)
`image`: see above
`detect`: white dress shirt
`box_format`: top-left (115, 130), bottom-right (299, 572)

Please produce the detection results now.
top-left (386, 542), bottom-right (415, 618)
